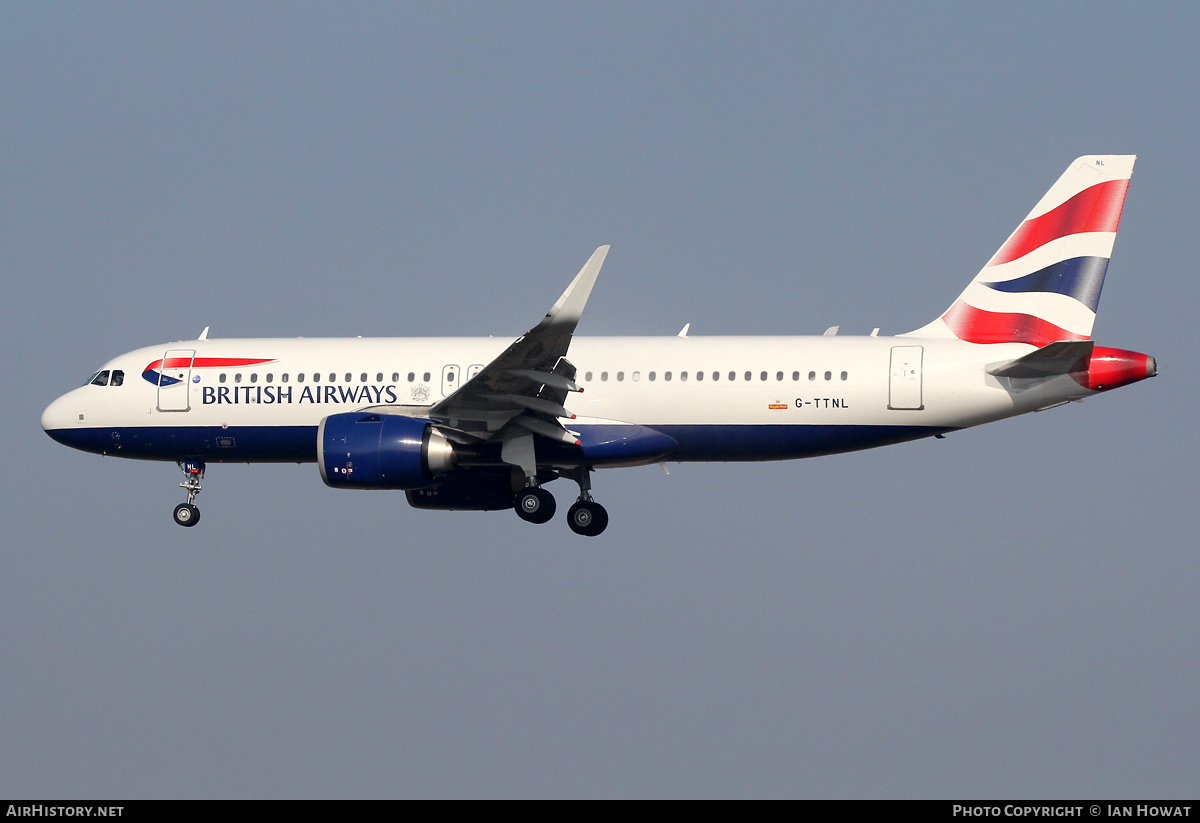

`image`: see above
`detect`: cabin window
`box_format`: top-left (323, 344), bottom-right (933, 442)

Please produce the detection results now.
top-left (407, 372), bottom-right (415, 382)
top-left (266, 374), bottom-right (273, 383)
top-left (712, 371), bottom-right (720, 381)
top-left (648, 371), bottom-right (656, 381)
top-left (90, 370), bottom-right (110, 386)
top-left (250, 373), bottom-right (258, 383)
top-left (218, 373), bottom-right (227, 384)
top-left (744, 371), bottom-right (752, 381)
top-left (776, 371), bottom-right (784, 381)
top-left (377, 373), bottom-right (384, 382)
top-left (664, 371), bottom-right (672, 381)
top-left (391, 372), bottom-right (399, 382)
top-left (681, 371), bottom-right (688, 381)
top-left (110, 370), bottom-right (124, 387)
top-left (617, 371), bottom-right (625, 382)
top-left (696, 371), bottom-right (703, 381)
top-left (282, 374), bottom-right (289, 383)
top-left (297, 373), bottom-right (304, 383)
top-left (585, 371), bottom-right (593, 381)
top-left (792, 371), bottom-right (800, 381)
top-left (360, 373), bottom-right (367, 382)
top-left (841, 371), bottom-right (848, 381)
top-left (632, 371), bottom-right (641, 381)
top-left (824, 371), bottom-right (832, 381)
top-left (760, 371), bottom-right (768, 381)
top-left (423, 372), bottom-right (431, 382)
top-left (235, 373), bottom-right (242, 384)
top-left (728, 371), bottom-right (736, 381)
top-left (601, 371), bottom-right (609, 381)
top-left (314, 373), bottom-right (322, 383)
top-left (808, 371), bottom-right (816, 381)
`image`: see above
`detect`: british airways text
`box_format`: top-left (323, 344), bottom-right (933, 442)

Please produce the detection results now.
top-left (202, 385), bottom-right (400, 405)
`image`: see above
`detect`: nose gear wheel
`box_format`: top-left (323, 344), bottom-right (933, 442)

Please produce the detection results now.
top-left (173, 460), bottom-right (205, 527)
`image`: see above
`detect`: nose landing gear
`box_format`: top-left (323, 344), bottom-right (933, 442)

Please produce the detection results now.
top-left (173, 460), bottom-right (204, 527)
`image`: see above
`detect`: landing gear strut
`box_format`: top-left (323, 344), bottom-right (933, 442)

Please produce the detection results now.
top-left (173, 460), bottom-right (204, 527)
top-left (566, 467), bottom-right (608, 537)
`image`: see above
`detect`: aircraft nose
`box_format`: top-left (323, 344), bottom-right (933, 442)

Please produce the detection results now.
top-left (41, 392), bottom-right (79, 439)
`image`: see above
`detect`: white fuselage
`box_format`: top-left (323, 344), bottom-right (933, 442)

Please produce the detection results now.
top-left (42, 334), bottom-right (1074, 466)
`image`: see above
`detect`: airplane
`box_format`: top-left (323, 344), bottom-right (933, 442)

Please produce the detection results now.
top-left (41, 155), bottom-right (1156, 536)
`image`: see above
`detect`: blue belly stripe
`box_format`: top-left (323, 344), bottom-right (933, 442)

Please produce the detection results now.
top-left (45, 422), bottom-right (954, 465)
top-left (44, 425), bottom-right (319, 462)
top-left (649, 423), bottom-right (953, 461)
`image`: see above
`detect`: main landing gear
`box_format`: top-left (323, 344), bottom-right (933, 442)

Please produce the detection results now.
top-left (566, 499), bottom-right (607, 537)
top-left (513, 468), bottom-right (608, 536)
top-left (566, 467), bottom-right (608, 537)
top-left (173, 460), bottom-right (204, 527)
top-left (514, 486), bottom-right (556, 524)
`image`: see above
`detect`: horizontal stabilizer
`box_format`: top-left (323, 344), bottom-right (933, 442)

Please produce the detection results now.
top-left (987, 340), bottom-right (1094, 379)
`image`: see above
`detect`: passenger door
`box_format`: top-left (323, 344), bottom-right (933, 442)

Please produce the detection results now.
top-left (888, 346), bottom-right (924, 410)
top-left (157, 349), bottom-right (195, 412)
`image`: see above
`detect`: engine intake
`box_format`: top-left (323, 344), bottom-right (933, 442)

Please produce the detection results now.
top-left (318, 413), bottom-right (456, 489)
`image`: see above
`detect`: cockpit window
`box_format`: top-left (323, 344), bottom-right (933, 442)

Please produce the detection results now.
top-left (110, 370), bottom-right (124, 387)
top-left (89, 370), bottom-right (110, 386)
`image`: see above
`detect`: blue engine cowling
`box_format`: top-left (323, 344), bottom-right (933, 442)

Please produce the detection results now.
top-left (318, 413), bottom-right (456, 489)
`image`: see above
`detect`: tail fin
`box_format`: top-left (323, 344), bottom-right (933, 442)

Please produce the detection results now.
top-left (905, 155), bottom-right (1135, 346)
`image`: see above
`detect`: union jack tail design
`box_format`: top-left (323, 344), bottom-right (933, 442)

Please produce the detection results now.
top-left (906, 155), bottom-right (1135, 346)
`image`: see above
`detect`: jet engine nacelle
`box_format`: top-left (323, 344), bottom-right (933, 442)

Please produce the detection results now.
top-left (318, 412), bottom-right (456, 489)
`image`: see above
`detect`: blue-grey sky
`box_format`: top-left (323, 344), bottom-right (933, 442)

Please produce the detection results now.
top-left (3, 2), bottom-right (1197, 798)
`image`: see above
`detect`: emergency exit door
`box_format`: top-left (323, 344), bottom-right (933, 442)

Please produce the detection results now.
top-left (441, 364), bottom-right (461, 397)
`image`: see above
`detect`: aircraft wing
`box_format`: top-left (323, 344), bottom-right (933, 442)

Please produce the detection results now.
top-left (427, 246), bottom-right (610, 445)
